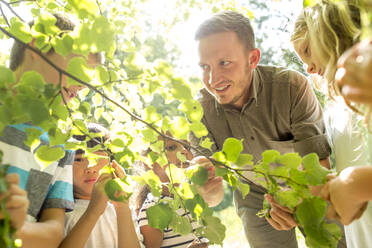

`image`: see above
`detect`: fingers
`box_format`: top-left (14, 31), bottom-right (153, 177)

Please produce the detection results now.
top-left (201, 176), bottom-right (223, 192)
top-left (265, 194), bottom-right (293, 214)
top-left (319, 182), bottom-right (330, 201)
top-left (111, 160), bottom-right (127, 179)
top-left (5, 174), bottom-right (20, 185)
top-left (326, 204), bottom-right (338, 221)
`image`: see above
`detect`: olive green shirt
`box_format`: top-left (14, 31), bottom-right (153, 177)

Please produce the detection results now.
top-left (191, 65), bottom-right (331, 182)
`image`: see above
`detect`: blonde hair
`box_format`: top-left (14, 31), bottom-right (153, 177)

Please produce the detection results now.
top-left (291, 0), bottom-right (360, 98)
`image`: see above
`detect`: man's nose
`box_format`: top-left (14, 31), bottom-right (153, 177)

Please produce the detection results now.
top-left (207, 68), bottom-right (222, 87)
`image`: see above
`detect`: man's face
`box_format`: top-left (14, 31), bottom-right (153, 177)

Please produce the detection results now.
top-left (198, 31), bottom-right (254, 109)
top-left (72, 150), bottom-right (110, 200)
top-left (23, 50), bottom-right (99, 102)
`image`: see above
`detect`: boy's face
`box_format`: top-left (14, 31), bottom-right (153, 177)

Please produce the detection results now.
top-left (21, 49), bottom-right (99, 102)
top-left (73, 150), bottom-right (110, 200)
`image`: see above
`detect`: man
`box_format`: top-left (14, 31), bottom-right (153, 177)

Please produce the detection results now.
top-left (191, 10), bottom-right (336, 248)
top-left (0, 14), bottom-right (100, 248)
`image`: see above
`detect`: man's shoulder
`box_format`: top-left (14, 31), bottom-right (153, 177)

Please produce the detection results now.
top-left (257, 65), bottom-right (308, 86)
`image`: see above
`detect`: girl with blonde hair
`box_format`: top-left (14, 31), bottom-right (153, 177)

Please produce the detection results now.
top-left (292, 1), bottom-right (372, 247)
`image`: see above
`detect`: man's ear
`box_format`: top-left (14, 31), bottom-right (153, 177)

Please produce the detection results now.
top-left (248, 48), bottom-right (261, 69)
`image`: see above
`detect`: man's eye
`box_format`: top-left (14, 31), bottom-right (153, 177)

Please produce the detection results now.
top-left (74, 158), bottom-right (84, 162)
top-left (220, 61), bottom-right (231, 66)
top-left (199, 64), bottom-right (209, 71)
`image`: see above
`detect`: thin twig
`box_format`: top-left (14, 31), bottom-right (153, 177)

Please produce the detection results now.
top-left (0, 3), bottom-right (9, 27)
top-left (96, 0), bottom-right (103, 15)
top-left (0, 0), bottom-right (24, 22)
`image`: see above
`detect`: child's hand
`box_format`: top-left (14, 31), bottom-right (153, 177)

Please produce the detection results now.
top-left (187, 240), bottom-right (209, 248)
top-left (264, 194), bottom-right (298, 230)
top-left (110, 160), bottom-right (130, 211)
top-left (87, 173), bottom-right (112, 216)
top-left (336, 39), bottom-right (372, 105)
top-left (320, 169), bottom-right (368, 225)
top-left (192, 156), bottom-right (224, 207)
top-left (0, 174), bottom-right (29, 230)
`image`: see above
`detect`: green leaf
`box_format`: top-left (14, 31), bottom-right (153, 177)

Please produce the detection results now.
top-left (170, 77), bottom-right (192, 100)
top-left (166, 164), bottom-right (186, 184)
top-left (110, 138), bottom-right (125, 153)
top-left (66, 57), bottom-right (93, 86)
top-left (222, 138), bottom-right (243, 163)
top-left (17, 71), bottom-right (45, 95)
top-left (9, 18), bottom-right (32, 43)
top-left (169, 214), bottom-right (193, 235)
top-left (105, 178), bottom-right (132, 203)
top-left (295, 197), bottom-right (326, 227)
top-left (24, 128), bottom-right (43, 152)
top-left (95, 65), bottom-right (109, 84)
top-left (34, 13), bottom-right (59, 35)
top-left (48, 128), bottom-right (68, 147)
top-left (262, 150), bottom-right (280, 163)
top-left (78, 102), bottom-right (91, 116)
top-left (53, 34), bottom-right (74, 57)
top-left (67, 0), bottom-right (99, 18)
top-left (200, 137), bottom-right (214, 151)
top-left (199, 216), bottom-right (226, 244)
top-left (190, 166), bottom-right (208, 186)
top-left (276, 153), bottom-right (302, 169)
top-left (146, 203), bottom-right (173, 231)
top-left (91, 16), bottom-right (115, 54)
top-left (0, 66), bottom-right (16, 87)
top-left (21, 99), bottom-right (50, 125)
top-left (190, 121), bottom-right (208, 138)
top-left (142, 128), bottom-right (159, 143)
top-left (302, 153), bottom-right (330, 185)
top-left (185, 194), bottom-right (212, 218)
top-left (212, 151), bottom-right (227, 163)
top-left (236, 181), bottom-right (250, 198)
top-left (35, 145), bottom-right (65, 169)
top-left (235, 153), bottom-right (253, 167)
top-left (144, 106), bottom-right (161, 123)
top-left (178, 100), bottom-right (203, 122)
top-left (274, 190), bottom-right (300, 211)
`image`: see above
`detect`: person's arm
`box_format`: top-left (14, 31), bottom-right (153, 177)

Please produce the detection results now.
top-left (110, 161), bottom-right (141, 248)
top-left (15, 208), bottom-right (65, 248)
top-left (321, 166), bottom-right (372, 225)
top-left (115, 204), bottom-right (141, 248)
top-left (140, 225), bottom-right (163, 248)
top-left (59, 173), bottom-right (111, 248)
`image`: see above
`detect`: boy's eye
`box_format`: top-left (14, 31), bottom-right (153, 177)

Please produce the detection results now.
top-left (165, 144), bottom-right (178, 151)
top-left (74, 158), bottom-right (84, 162)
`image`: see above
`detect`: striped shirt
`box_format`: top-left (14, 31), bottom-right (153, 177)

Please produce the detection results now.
top-left (138, 194), bottom-right (207, 248)
top-left (0, 124), bottom-right (74, 221)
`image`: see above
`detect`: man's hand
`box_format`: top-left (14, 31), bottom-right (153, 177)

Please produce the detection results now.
top-left (265, 194), bottom-right (298, 230)
top-left (0, 174), bottom-right (29, 230)
top-left (320, 169), bottom-right (368, 225)
top-left (192, 156), bottom-right (224, 207)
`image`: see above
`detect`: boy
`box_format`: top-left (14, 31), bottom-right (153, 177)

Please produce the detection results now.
top-left (60, 124), bottom-right (143, 248)
top-left (0, 14), bottom-right (100, 248)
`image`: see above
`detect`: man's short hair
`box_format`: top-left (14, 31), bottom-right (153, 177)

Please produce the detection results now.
top-left (195, 10), bottom-right (256, 51)
top-left (9, 13), bottom-right (75, 71)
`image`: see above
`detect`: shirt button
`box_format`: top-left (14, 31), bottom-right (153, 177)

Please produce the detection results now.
top-left (250, 136), bottom-right (255, 141)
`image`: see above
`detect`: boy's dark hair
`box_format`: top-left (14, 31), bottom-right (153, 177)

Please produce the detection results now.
top-left (72, 123), bottom-right (110, 155)
top-left (195, 10), bottom-right (256, 51)
top-left (9, 13), bottom-right (75, 71)
top-left (9, 13), bottom-right (103, 71)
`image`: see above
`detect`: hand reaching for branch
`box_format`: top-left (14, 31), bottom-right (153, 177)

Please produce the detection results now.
top-left (192, 156), bottom-right (224, 207)
top-left (265, 194), bottom-right (298, 230)
top-left (320, 169), bottom-right (369, 225)
top-left (0, 174), bottom-right (29, 231)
